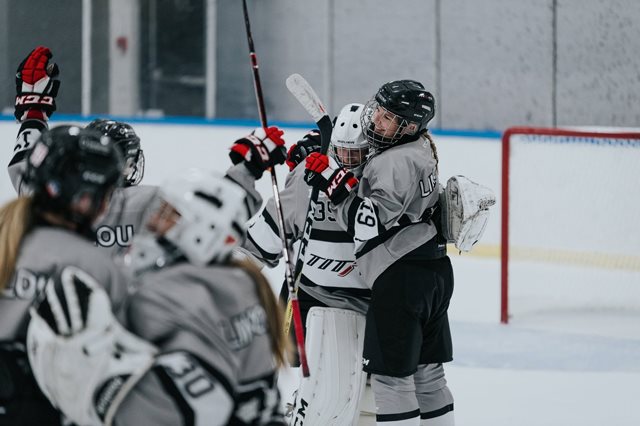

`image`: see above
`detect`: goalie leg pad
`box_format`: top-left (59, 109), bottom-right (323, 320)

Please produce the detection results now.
top-left (289, 307), bottom-right (367, 426)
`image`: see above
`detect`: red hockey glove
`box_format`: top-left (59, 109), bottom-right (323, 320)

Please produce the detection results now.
top-left (285, 129), bottom-right (321, 171)
top-left (304, 152), bottom-right (358, 205)
top-left (15, 46), bottom-right (60, 122)
top-left (229, 126), bottom-right (287, 179)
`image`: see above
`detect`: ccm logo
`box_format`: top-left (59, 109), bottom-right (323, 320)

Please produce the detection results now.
top-left (327, 169), bottom-right (347, 196)
top-left (16, 95), bottom-right (54, 106)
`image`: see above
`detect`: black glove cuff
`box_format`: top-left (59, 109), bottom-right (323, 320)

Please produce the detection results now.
top-left (269, 146), bottom-right (287, 167)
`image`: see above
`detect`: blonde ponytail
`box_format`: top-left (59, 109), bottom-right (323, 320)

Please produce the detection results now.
top-left (231, 259), bottom-right (290, 368)
top-left (0, 197), bottom-right (34, 290)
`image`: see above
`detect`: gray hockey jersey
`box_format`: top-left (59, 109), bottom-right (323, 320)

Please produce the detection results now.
top-left (8, 119), bottom-right (160, 256)
top-left (0, 226), bottom-right (130, 344)
top-left (0, 225), bottom-right (132, 425)
top-left (332, 135), bottom-right (443, 285)
top-left (8, 119), bottom-right (263, 255)
top-left (120, 262), bottom-right (283, 425)
top-left (243, 164), bottom-right (370, 314)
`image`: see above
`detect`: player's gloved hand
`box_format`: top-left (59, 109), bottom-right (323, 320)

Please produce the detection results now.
top-left (286, 129), bottom-right (321, 171)
top-left (304, 152), bottom-right (358, 205)
top-left (15, 46), bottom-right (60, 122)
top-left (229, 126), bottom-right (287, 179)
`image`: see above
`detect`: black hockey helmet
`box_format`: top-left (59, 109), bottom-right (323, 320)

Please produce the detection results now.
top-left (361, 79), bottom-right (435, 152)
top-left (86, 119), bottom-right (145, 186)
top-left (25, 125), bottom-right (124, 229)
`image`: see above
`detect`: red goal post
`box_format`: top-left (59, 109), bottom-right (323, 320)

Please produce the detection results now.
top-left (500, 127), bottom-right (640, 324)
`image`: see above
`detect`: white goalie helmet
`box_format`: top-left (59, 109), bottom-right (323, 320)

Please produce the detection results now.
top-left (160, 169), bottom-right (248, 266)
top-left (330, 103), bottom-right (369, 176)
top-left (127, 169), bottom-right (249, 271)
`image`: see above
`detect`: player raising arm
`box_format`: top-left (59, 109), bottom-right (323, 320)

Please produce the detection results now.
top-left (8, 46), bottom-right (283, 255)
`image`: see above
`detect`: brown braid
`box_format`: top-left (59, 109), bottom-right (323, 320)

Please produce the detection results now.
top-left (424, 132), bottom-right (439, 173)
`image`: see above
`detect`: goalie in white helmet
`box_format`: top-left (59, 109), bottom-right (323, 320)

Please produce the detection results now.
top-left (242, 103), bottom-right (373, 425)
top-left (331, 103), bottom-right (370, 176)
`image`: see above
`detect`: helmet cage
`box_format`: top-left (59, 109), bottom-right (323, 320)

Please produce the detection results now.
top-left (361, 100), bottom-right (420, 151)
top-left (329, 103), bottom-right (369, 175)
top-left (86, 119), bottom-right (144, 186)
top-left (331, 145), bottom-right (368, 169)
top-left (361, 80), bottom-right (435, 154)
top-left (122, 145), bottom-right (145, 186)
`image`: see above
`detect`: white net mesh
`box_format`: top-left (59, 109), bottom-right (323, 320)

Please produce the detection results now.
top-left (504, 128), bottom-right (640, 323)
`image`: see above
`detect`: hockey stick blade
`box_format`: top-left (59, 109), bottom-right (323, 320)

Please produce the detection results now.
top-left (286, 73), bottom-right (329, 123)
top-left (286, 73), bottom-right (332, 156)
top-left (284, 74), bottom-right (333, 346)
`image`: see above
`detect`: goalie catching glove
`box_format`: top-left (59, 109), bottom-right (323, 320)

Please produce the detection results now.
top-left (440, 175), bottom-right (496, 252)
top-left (229, 126), bottom-right (287, 178)
top-left (304, 152), bottom-right (358, 205)
top-left (15, 46), bottom-right (60, 122)
top-left (27, 266), bottom-right (157, 426)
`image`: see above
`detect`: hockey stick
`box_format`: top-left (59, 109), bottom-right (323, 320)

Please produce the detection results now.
top-left (283, 73), bottom-right (333, 337)
top-left (241, 0), bottom-right (310, 377)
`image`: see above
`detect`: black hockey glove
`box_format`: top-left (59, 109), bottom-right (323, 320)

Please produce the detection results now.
top-left (285, 129), bottom-right (321, 171)
top-left (229, 126), bottom-right (287, 179)
top-left (304, 152), bottom-right (358, 205)
top-left (15, 46), bottom-right (60, 122)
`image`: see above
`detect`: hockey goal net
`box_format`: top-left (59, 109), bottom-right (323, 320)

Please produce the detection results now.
top-left (501, 127), bottom-right (640, 324)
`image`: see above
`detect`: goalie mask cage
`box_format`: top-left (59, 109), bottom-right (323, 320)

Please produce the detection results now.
top-left (500, 127), bottom-right (640, 324)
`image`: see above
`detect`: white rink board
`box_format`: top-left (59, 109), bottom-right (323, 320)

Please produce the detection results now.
top-left (1, 121), bottom-right (639, 426)
top-left (0, 120), bottom-right (503, 247)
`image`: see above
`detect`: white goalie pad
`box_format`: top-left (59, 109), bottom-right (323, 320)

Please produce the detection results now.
top-left (288, 307), bottom-right (367, 426)
top-left (441, 175), bottom-right (496, 252)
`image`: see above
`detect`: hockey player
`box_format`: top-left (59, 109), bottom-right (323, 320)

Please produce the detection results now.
top-left (304, 80), bottom-right (456, 425)
top-left (8, 47), bottom-right (158, 253)
top-left (86, 119), bottom-right (145, 187)
top-left (244, 103), bottom-right (372, 425)
top-left (26, 169), bottom-right (288, 425)
top-left (0, 125), bottom-right (129, 425)
top-left (82, 118), bottom-right (160, 251)
top-left (123, 169), bottom-right (288, 424)
top-left (9, 46), bottom-right (276, 254)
